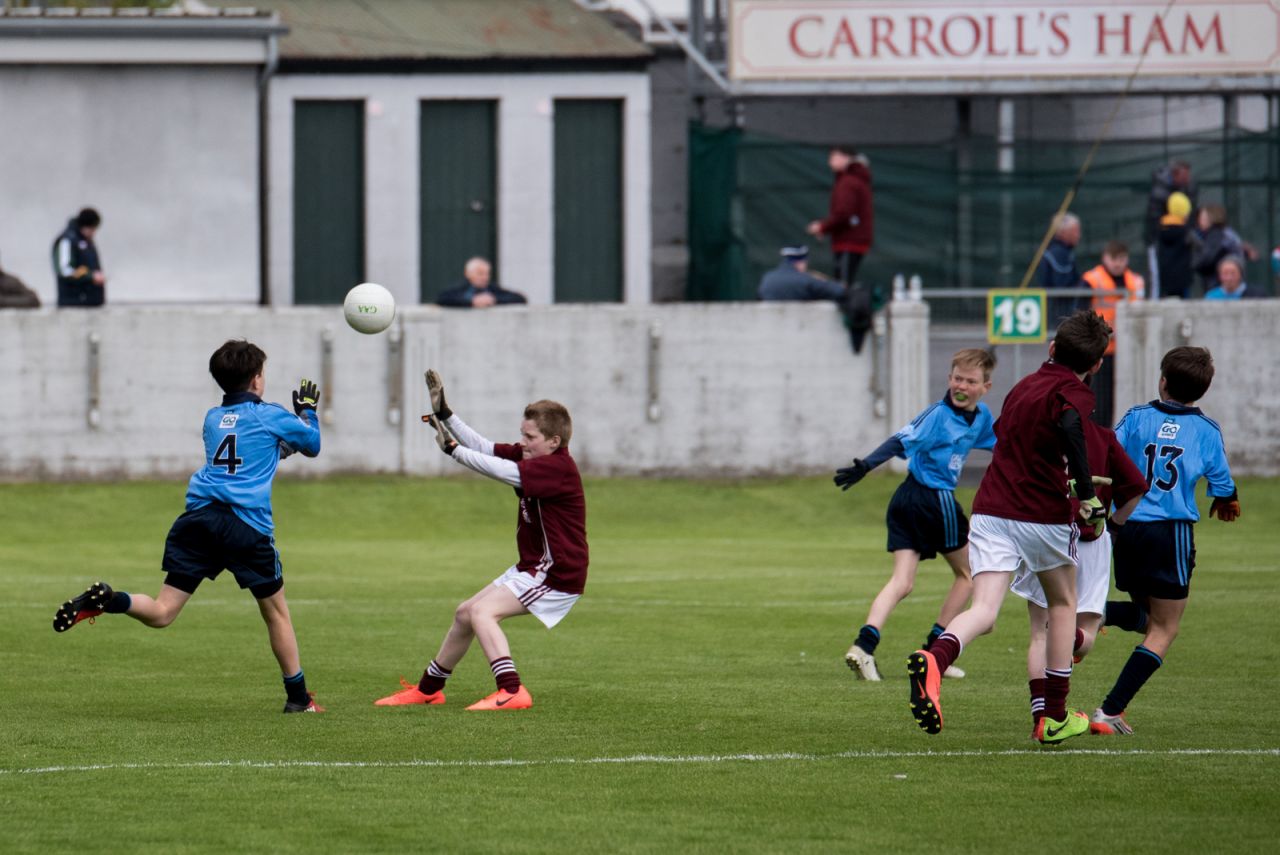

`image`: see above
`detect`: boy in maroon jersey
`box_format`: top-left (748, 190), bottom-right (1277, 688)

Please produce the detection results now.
top-left (906, 309), bottom-right (1112, 745)
top-left (374, 371), bottom-right (588, 711)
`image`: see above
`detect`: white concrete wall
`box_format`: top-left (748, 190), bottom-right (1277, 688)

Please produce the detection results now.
top-left (267, 71), bottom-right (651, 309)
top-left (0, 66), bottom-right (260, 307)
top-left (0, 302), bottom-right (884, 481)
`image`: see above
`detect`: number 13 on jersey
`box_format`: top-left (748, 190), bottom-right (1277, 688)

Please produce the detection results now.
top-left (987, 290), bottom-right (1047, 344)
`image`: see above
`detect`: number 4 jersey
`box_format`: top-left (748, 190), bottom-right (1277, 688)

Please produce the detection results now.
top-left (1115, 399), bottom-right (1234, 524)
top-left (185, 391), bottom-right (322, 536)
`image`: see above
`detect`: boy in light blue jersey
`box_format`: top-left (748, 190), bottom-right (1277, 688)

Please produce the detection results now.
top-left (53, 340), bottom-right (326, 713)
top-left (835, 349), bottom-right (996, 681)
top-left (1091, 345), bottom-right (1240, 735)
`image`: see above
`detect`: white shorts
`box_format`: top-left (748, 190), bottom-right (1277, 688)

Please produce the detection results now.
top-left (493, 566), bottom-right (580, 629)
top-left (968, 514), bottom-right (1078, 577)
top-left (1010, 531), bottom-right (1111, 614)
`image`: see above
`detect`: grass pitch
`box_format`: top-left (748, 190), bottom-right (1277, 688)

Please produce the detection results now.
top-left (2, 475), bottom-right (1278, 853)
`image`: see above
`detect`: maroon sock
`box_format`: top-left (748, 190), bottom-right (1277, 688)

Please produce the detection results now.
top-left (1029, 678), bottom-right (1047, 724)
top-left (1044, 669), bottom-right (1071, 721)
top-left (1073, 627), bottom-right (1085, 654)
top-left (490, 656), bottom-right (521, 694)
top-left (929, 633), bottom-right (962, 673)
top-left (418, 659), bottom-right (451, 695)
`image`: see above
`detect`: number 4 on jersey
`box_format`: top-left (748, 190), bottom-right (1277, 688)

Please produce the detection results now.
top-left (214, 433), bottom-right (243, 474)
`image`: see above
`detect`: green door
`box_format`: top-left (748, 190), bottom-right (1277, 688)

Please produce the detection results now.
top-left (554, 99), bottom-right (623, 302)
top-left (293, 101), bottom-right (364, 304)
top-left (420, 101), bottom-right (497, 302)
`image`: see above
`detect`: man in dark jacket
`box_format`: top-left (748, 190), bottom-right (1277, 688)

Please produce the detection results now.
top-left (808, 146), bottom-right (875, 352)
top-left (436, 257), bottom-right (527, 308)
top-left (52, 207), bottom-right (105, 307)
top-left (758, 246), bottom-right (846, 301)
top-left (1037, 212), bottom-right (1084, 324)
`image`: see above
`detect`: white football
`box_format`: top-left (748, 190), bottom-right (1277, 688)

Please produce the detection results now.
top-left (343, 282), bottom-right (396, 334)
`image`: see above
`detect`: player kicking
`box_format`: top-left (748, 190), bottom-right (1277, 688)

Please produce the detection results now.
top-left (53, 340), bottom-right (325, 713)
top-left (1090, 346), bottom-right (1239, 735)
top-left (375, 371), bottom-right (588, 711)
top-left (836, 349), bottom-right (996, 682)
top-left (906, 310), bottom-right (1111, 744)
top-left (1010, 417), bottom-right (1146, 735)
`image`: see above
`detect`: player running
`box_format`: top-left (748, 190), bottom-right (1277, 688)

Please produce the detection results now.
top-left (374, 370), bottom-right (588, 711)
top-left (53, 340), bottom-right (325, 713)
top-left (1090, 346), bottom-right (1239, 735)
top-left (836, 348), bottom-right (996, 682)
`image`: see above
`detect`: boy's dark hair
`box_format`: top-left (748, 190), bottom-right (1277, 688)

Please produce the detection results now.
top-left (1103, 240), bottom-right (1129, 258)
top-left (1202, 203), bottom-right (1227, 228)
top-left (77, 207), bottom-right (101, 229)
top-left (1052, 310), bottom-right (1111, 373)
top-left (209, 339), bottom-right (266, 394)
top-left (831, 144), bottom-right (857, 157)
top-left (951, 348), bottom-right (996, 381)
top-left (525, 400), bottom-right (572, 447)
top-left (1161, 346), bottom-right (1214, 404)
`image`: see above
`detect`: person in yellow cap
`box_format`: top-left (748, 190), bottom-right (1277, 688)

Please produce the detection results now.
top-left (1153, 191), bottom-right (1193, 299)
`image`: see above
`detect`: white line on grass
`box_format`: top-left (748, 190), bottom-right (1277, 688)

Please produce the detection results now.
top-left (4, 748), bottom-right (1278, 777)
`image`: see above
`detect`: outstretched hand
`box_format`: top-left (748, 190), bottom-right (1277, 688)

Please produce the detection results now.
top-left (834, 459), bottom-right (871, 491)
top-left (423, 414), bottom-right (459, 457)
top-left (292, 379), bottom-right (320, 415)
top-left (424, 370), bottom-right (452, 420)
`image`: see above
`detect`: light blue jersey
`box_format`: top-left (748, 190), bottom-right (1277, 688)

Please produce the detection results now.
top-left (897, 397), bottom-right (997, 490)
top-left (1115, 400), bottom-right (1234, 523)
top-left (185, 392), bottom-right (321, 536)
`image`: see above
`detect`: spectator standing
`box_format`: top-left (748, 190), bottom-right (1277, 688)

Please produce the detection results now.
top-left (807, 146), bottom-right (875, 353)
top-left (1037, 212), bottom-right (1084, 324)
top-left (1144, 160), bottom-right (1197, 285)
top-left (757, 246), bottom-right (846, 302)
top-left (436, 257), bottom-right (527, 308)
top-left (1204, 256), bottom-right (1260, 300)
top-left (52, 207), bottom-right (105, 307)
top-left (1153, 192), bottom-right (1194, 299)
top-left (1191, 204), bottom-right (1257, 295)
top-left (0, 253), bottom-right (41, 308)
top-left (1082, 240), bottom-right (1144, 426)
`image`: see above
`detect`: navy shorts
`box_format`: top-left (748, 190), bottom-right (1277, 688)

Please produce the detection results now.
top-left (162, 503), bottom-right (283, 599)
top-left (1113, 519), bottom-right (1196, 600)
top-left (885, 475), bottom-right (969, 560)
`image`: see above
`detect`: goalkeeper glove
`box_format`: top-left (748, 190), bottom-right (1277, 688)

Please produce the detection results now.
top-left (292, 379), bottom-right (320, 415)
top-left (1209, 493), bottom-right (1241, 522)
top-left (1078, 496), bottom-right (1107, 538)
top-left (423, 414), bottom-right (459, 457)
top-left (834, 459), bottom-right (872, 491)
top-left (424, 369), bottom-right (453, 420)
top-left (1067, 475), bottom-right (1112, 498)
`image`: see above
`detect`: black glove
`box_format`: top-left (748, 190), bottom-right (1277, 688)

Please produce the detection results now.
top-left (292, 379), bottom-right (320, 415)
top-left (834, 459), bottom-right (872, 491)
top-left (424, 370), bottom-right (452, 420)
top-left (423, 414), bottom-right (458, 457)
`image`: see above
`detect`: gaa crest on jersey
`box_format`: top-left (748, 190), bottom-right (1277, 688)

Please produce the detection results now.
top-left (949, 453), bottom-right (964, 472)
top-left (220, 414), bottom-right (239, 429)
top-left (1158, 419), bottom-right (1180, 441)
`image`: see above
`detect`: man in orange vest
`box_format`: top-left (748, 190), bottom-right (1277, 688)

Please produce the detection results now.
top-left (1082, 240), bottom-right (1144, 426)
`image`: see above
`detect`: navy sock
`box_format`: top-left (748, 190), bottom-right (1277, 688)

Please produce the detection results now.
top-left (1102, 646), bottom-right (1163, 716)
top-left (283, 670), bottom-right (309, 706)
top-left (1104, 600), bottom-right (1149, 633)
top-left (104, 591), bottom-right (132, 614)
top-left (855, 624), bottom-right (880, 655)
top-left (924, 623), bottom-right (946, 650)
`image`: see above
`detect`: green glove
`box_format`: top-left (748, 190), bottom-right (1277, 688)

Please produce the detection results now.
top-left (292, 379), bottom-right (320, 415)
top-left (424, 370), bottom-right (452, 420)
top-left (1067, 475), bottom-right (1112, 498)
top-left (1078, 496), bottom-right (1107, 537)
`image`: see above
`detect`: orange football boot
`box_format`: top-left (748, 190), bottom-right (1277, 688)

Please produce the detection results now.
top-left (907, 649), bottom-right (944, 734)
top-left (374, 678), bottom-right (446, 707)
top-left (465, 685), bottom-right (533, 711)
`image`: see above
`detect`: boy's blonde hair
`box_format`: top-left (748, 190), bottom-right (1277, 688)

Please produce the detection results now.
top-left (525, 400), bottom-right (572, 447)
top-left (951, 348), bottom-right (996, 381)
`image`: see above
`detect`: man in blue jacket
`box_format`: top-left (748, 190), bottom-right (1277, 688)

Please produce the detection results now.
top-left (758, 246), bottom-right (846, 301)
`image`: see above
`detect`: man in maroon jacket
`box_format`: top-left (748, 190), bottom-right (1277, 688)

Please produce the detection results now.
top-left (375, 371), bottom-right (588, 712)
top-left (808, 146), bottom-right (875, 351)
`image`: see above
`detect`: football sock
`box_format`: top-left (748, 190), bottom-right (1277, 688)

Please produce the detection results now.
top-left (1104, 600), bottom-right (1149, 633)
top-left (1043, 667), bottom-right (1071, 721)
top-left (1029, 678), bottom-right (1047, 724)
top-left (283, 670), bottom-right (309, 707)
top-left (929, 632), bottom-right (962, 673)
top-left (1101, 646), bottom-right (1163, 717)
top-left (418, 660), bottom-right (452, 695)
top-left (855, 624), bottom-right (880, 655)
top-left (924, 623), bottom-right (945, 650)
top-left (104, 591), bottom-right (132, 614)
top-left (1073, 627), bottom-right (1085, 654)
top-left (489, 656), bottom-right (521, 694)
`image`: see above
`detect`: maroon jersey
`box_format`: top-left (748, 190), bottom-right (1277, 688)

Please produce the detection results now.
top-left (972, 361), bottom-right (1096, 524)
top-left (1072, 422), bottom-right (1149, 542)
top-left (493, 444), bottom-right (589, 594)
